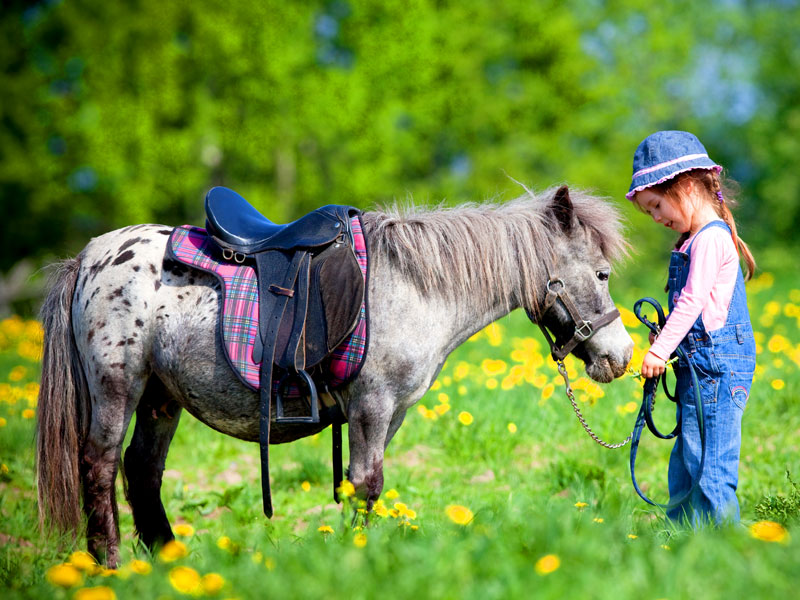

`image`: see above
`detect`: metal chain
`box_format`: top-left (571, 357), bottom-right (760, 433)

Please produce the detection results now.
top-left (556, 360), bottom-right (632, 449)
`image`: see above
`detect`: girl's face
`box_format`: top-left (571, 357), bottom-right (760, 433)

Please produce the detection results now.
top-left (635, 189), bottom-right (691, 233)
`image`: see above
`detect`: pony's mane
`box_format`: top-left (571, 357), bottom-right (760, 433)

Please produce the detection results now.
top-left (361, 186), bottom-right (627, 315)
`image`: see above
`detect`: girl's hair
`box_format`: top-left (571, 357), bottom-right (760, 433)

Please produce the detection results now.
top-left (647, 170), bottom-right (756, 280)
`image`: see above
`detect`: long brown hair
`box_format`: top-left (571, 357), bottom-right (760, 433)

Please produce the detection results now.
top-left (650, 170), bottom-right (756, 280)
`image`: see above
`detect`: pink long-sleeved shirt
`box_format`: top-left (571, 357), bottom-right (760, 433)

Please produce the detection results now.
top-left (649, 225), bottom-right (739, 361)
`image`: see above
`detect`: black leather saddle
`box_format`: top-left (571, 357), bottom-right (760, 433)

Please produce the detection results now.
top-left (203, 187), bottom-right (364, 517)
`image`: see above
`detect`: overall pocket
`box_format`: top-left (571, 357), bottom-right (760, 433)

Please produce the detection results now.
top-left (729, 372), bottom-right (754, 412)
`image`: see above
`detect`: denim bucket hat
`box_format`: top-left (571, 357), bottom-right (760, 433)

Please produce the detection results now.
top-left (626, 130), bottom-right (722, 200)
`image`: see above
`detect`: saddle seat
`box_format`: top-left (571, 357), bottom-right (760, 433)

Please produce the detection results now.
top-left (205, 186), bottom-right (349, 255)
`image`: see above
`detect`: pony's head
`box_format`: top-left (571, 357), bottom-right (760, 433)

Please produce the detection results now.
top-left (529, 185), bottom-right (633, 383)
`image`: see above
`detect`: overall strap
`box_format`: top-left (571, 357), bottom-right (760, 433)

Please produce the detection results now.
top-left (685, 220), bottom-right (730, 255)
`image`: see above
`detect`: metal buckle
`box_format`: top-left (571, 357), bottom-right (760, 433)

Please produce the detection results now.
top-left (546, 279), bottom-right (565, 292)
top-left (222, 248), bottom-right (234, 261)
top-left (574, 320), bottom-right (594, 341)
top-left (234, 252), bottom-right (246, 264)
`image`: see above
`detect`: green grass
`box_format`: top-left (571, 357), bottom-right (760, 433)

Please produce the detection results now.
top-left (1, 267), bottom-right (798, 599)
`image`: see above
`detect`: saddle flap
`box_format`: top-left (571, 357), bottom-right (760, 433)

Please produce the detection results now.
top-left (304, 243), bottom-right (365, 367)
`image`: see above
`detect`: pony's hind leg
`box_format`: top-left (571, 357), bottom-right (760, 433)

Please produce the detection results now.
top-left (81, 386), bottom-right (140, 568)
top-left (79, 357), bottom-right (147, 566)
top-left (123, 376), bottom-right (182, 551)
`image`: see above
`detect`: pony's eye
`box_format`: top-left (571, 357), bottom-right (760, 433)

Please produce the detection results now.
top-left (596, 270), bottom-right (609, 281)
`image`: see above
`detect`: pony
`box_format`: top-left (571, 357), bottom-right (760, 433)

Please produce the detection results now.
top-left (36, 185), bottom-right (633, 566)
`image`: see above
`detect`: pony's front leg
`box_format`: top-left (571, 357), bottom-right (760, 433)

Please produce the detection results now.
top-left (346, 395), bottom-right (396, 512)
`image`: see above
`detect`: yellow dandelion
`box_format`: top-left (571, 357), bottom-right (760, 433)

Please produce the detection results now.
top-left (771, 379), bottom-right (785, 391)
top-left (457, 385), bottom-right (468, 396)
top-left (453, 363), bottom-right (470, 380)
top-left (458, 411), bottom-right (474, 426)
top-left (750, 520), bottom-right (789, 543)
top-left (0, 417), bottom-right (6, 427)
top-left (507, 422), bottom-right (517, 434)
top-left (373, 499), bottom-right (389, 518)
top-left (574, 502), bottom-right (588, 509)
top-left (74, 585), bottom-right (117, 600)
top-left (541, 383), bottom-right (555, 401)
top-left (593, 518), bottom-right (604, 523)
top-left (485, 323), bottom-right (503, 346)
top-left (22, 408), bottom-right (35, 419)
top-left (201, 573), bottom-right (225, 594)
top-left (251, 552), bottom-right (263, 564)
top-left (445, 504), bottom-right (474, 525)
top-left (169, 566), bottom-right (201, 595)
top-left (264, 557), bottom-right (275, 571)
top-left (627, 534), bottom-right (638, 539)
top-left (437, 392), bottom-right (450, 404)
top-left (159, 540), bottom-right (188, 562)
top-left (661, 544), bottom-right (671, 550)
top-left (129, 559), bottom-right (152, 575)
top-left (435, 402), bottom-right (451, 416)
top-left (385, 488), bottom-right (400, 500)
top-left (353, 533), bottom-right (368, 548)
top-left (301, 480), bottom-right (311, 492)
top-left (416, 404), bottom-right (428, 417)
top-left (485, 378), bottom-right (498, 390)
top-left (68, 551), bottom-right (98, 573)
top-left (173, 523), bottom-right (195, 537)
top-left (337, 480), bottom-right (356, 498)
top-left (481, 358), bottom-right (507, 377)
top-left (9, 366), bottom-right (27, 381)
top-left (216, 536), bottom-right (231, 550)
top-left (317, 525), bottom-right (334, 534)
top-left (430, 380), bottom-right (442, 391)
top-left (534, 554), bottom-right (561, 575)
top-left (46, 564), bottom-right (83, 588)
top-left (624, 401), bottom-right (638, 414)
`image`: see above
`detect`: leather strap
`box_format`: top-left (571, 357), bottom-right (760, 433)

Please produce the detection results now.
top-left (255, 250), bottom-right (307, 518)
top-left (535, 280), bottom-right (621, 361)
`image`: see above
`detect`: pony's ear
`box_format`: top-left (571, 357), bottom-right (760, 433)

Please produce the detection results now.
top-left (551, 185), bottom-right (573, 233)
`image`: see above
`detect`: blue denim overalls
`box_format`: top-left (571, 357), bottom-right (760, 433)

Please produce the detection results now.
top-left (666, 220), bottom-right (756, 526)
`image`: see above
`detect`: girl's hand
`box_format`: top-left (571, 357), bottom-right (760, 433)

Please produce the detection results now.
top-left (641, 352), bottom-right (666, 379)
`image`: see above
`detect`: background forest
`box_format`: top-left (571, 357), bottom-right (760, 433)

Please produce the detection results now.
top-left (2, 0), bottom-right (800, 316)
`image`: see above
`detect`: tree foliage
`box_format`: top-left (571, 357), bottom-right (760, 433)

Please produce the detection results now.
top-left (1, 0), bottom-right (799, 271)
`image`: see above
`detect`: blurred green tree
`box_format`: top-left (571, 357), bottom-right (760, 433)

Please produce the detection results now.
top-left (1, 0), bottom-right (798, 275)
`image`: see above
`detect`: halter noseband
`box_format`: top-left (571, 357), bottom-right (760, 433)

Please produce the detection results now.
top-left (527, 279), bottom-right (621, 361)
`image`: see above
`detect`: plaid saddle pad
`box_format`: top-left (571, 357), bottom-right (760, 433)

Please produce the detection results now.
top-left (167, 216), bottom-right (369, 392)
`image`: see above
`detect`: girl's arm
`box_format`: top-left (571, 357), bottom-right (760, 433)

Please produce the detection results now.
top-left (648, 227), bottom-right (739, 361)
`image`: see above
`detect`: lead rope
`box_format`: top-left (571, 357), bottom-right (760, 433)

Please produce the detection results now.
top-left (555, 359), bottom-right (632, 449)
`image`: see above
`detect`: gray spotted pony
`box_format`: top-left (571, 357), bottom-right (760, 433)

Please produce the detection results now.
top-left (36, 184), bottom-right (633, 566)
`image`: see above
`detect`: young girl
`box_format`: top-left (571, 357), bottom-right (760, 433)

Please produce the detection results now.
top-left (626, 130), bottom-right (757, 526)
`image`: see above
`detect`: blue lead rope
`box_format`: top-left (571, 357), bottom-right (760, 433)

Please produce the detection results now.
top-left (629, 297), bottom-right (706, 509)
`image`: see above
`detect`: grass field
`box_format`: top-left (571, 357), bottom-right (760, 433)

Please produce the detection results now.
top-left (1, 266), bottom-right (798, 599)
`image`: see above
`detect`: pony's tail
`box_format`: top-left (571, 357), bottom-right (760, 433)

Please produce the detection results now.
top-left (36, 254), bottom-right (89, 536)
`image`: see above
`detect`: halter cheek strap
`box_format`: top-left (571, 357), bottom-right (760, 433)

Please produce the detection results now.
top-left (528, 279), bottom-right (621, 361)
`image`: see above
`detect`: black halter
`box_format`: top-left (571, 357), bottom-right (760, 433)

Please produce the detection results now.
top-left (527, 279), bottom-right (621, 361)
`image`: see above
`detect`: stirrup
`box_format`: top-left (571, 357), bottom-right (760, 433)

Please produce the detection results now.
top-left (275, 369), bottom-right (320, 424)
